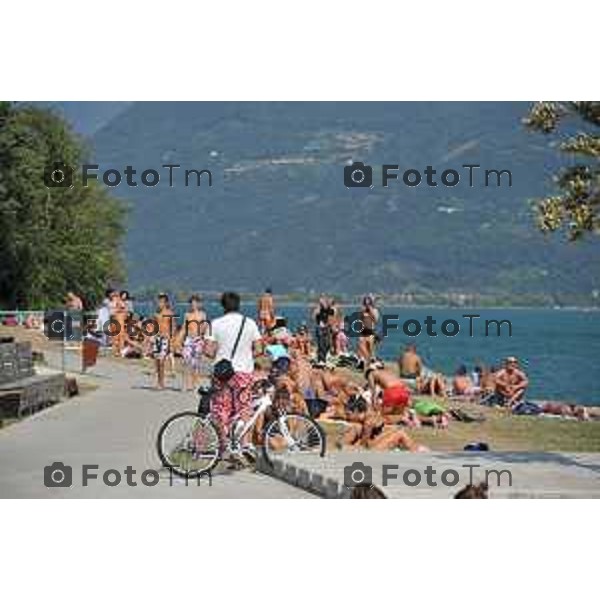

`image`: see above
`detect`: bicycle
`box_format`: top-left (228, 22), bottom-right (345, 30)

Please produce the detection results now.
top-left (156, 379), bottom-right (326, 478)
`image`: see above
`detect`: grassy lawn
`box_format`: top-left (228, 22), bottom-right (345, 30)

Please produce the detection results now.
top-left (320, 397), bottom-right (600, 452)
top-left (409, 411), bottom-right (600, 452)
top-left (329, 366), bottom-right (600, 452)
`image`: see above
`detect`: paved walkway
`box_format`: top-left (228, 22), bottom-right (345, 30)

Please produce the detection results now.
top-left (3, 351), bottom-right (599, 498)
top-left (263, 450), bottom-right (600, 498)
top-left (0, 354), bottom-right (313, 498)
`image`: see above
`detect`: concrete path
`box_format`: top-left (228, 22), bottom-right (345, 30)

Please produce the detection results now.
top-left (3, 351), bottom-right (599, 499)
top-left (263, 450), bottom-right (600, 498)
top-left (0, 354), bottom-right (313, 498)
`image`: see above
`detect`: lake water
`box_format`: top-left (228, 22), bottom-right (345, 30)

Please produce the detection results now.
top-left (138, 303), bottom-right (600, 405)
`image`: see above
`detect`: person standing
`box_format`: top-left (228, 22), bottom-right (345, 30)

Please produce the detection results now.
top-left (96, 289), bottom-right (113, 347)
top-left (110, 290), bottom-right (127, 357)
top-left (356, 295), bottom-right (379, 367)
top-left (257, 288), bottom-right (275, 333)
top-left (313, 295), bottom-right (334, 363)
top-left (152, 293), bottom-right (175, 389)
top-left (178, 294), bottom-right (209, 392)
top-left (205, 292), bottom-right (261, 448)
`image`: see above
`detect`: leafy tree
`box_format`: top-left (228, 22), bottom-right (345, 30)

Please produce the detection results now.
top-left (0, 102), bottom-right (126, 309)
top-left (524, 101), bottom-right (600, 240)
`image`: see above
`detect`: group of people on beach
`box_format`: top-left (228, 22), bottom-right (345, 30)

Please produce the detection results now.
top-left (398, 344), bottom-right (530, 408)
top-left (94, 289), bottom-right (210, 391)
top-left (68, 287), bottom-right (592, 452)
top-left (87, 288), bottom-right (428, 452)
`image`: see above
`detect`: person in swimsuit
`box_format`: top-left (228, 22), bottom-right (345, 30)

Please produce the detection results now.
top-left (356, 295), bottom-right (379, 367)
top-left (257, 288), bottom-right (275, 333)
top-left (366, 359), bottom-right (418, 427)
top-left (328, 299), bottom-right (342, 356)
top-left (313, 295), bottom-right (334, 363)
top-left (153, 293), bottom-right (175, 389)
top-left (288, 352), bottom-right (315, 402)
top-left (311, 363), bottom-right (362, 419)
top-left (415, 371), bottom-right (448, 398)
top-left (398, 344), bottom-right (423, 378)
top-left (178, 294), bottom-right (209, 392)
top-left (337, 405), bottom-right (427, 452)
top-left (494, 356), bottom-right (529, 407)
top-left (453, 364), bottom-right (477, 397)
top-left (110, 290), bottom-right (127, 358)
top-left (292, 324), bottom-right (312, 357)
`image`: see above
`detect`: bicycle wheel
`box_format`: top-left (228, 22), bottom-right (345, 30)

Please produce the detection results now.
top-left (262, 412), bottom-right (326, 466)
top-left (157, 411), bottom-right (220, 477)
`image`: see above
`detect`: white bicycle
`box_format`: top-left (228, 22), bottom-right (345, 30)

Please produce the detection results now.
top-left (156, 379), bottom-right (326, 478)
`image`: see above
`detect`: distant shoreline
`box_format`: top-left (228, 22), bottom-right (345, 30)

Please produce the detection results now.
top-left (127, 298), bottom-right (600, 312)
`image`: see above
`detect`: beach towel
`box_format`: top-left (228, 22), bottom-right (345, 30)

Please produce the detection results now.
top-left (413, 399), bottom-right (445, 417)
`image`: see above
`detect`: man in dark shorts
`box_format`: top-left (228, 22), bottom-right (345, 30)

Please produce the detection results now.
top-left (398, 344), bottom-right (423, 378)
top-left (492, 356), bottom-right (529, 407)
top-left (313, 295), bottom-right (334, 363)
top-left (356, 295), bottom-right (379, 368)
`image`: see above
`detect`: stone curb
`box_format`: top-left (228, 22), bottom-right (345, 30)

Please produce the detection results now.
top-left (256, 453), bottom-right (600, 499)
top-left (257, 456), bottom-right (349, 498)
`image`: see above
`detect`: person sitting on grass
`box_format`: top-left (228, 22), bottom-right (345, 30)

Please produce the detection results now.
top-left (336, 402), bottom-right (428, 452)
top-left (292, 324), bottom-right (312, 357)
top-left (491, 356), bottom-right (529, 408)
top-left (305, 363), bottom-right (353, 416)
top-left (270, 356), bottom-right (309, 415)
top-left (416, 370), bottom-right (448, 398)
top-left (398, 344), bottom-right (423, 378)
top-left (452, 364), bottom-right (480, 398)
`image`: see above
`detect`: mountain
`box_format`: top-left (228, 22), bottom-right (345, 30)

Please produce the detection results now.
top-left (90, 102), bottom-right (599, 299)
top-left (32, 101), bottom-right (132, 136)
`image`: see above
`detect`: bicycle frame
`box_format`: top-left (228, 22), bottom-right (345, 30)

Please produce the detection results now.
top-left (227, 389), bottom-right (273, 448)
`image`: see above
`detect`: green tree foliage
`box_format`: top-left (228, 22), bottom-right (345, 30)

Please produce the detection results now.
top-left (0, 102), bottom-right (126, 309)
top-left (524, 101), bottom-right (600, 240)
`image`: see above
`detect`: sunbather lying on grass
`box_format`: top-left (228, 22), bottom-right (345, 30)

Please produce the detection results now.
top-left (336, 407), bottom-right (428, 452)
